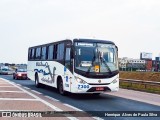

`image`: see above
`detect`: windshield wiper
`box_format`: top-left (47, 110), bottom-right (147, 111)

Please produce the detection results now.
top-left (87, 48), bottom-right (112, 74)
top-left (100, 58), bottom-right (112, 73)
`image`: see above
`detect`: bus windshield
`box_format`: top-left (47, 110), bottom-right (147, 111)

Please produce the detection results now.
top-left (74, 42), bottom-right (118, 73)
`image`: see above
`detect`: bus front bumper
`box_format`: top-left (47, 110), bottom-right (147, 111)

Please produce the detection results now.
top-left (71, 82), bottom-right (119, 94)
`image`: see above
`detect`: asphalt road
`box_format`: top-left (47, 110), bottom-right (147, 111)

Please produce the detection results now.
top-left (1, 75), bottom-right (160, 120)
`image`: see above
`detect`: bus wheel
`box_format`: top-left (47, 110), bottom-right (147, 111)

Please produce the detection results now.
top-left (35, 74), bottom-right (40, 88)
top-left (58, 79), bottom-right (66, 95)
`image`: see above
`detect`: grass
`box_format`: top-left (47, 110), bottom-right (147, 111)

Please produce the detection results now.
top-left (119, 71), bottom-right (160, 82)
top-left (120, 82), bottom-right (160, 94)
top-left (119, 71), bottom-right (160, 94)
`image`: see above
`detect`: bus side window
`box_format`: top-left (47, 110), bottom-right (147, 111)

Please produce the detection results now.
top-left (31, 48), bottom-right (35, 60)
top-left (57, 43), bottom-right (64, 60)
top-left (65, 48), bottom-right (71, 71)
top-left (35, 47), bottom-right (41, 60)
top-left (48, 45), bottom-right (54, 60)
top-left (65, 48), bottom-right (70, 61)
top-left (28, 49), bottom-right (32, 60)
top-left (41, 46), bottom-right (47, 60)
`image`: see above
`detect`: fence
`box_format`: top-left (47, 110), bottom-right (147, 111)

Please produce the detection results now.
top-left (119, 78), bottom-right (160, 94)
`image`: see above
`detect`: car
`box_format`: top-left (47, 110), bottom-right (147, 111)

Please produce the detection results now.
top-left (0, 68), bottom-right (9, 75)
top-left (13, 69), bottom-right (28, 80)
top-left (0, 66), bottom-right (9, 75)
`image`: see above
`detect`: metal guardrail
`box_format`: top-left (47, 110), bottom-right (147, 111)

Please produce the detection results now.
top-left (120, 78), bottom-right (160, 85)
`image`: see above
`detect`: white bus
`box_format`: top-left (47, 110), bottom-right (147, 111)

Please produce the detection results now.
top-left (27, 39), bottom-right (119, 95)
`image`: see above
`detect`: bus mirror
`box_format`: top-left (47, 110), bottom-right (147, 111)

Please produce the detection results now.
top-left (115, 46), bottom-right (118, 51)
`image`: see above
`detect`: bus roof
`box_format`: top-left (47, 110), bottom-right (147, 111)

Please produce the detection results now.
top-left (29, 39), bottom-right (72, 49)
top-left (73, 38), bottom-right (115, 45)
top-left (29, 38), bottom-right (115, 49)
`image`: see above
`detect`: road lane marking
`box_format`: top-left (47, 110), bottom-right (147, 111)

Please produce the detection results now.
top-left (0, 91), bottom-right (24, 93)
top-left (93, 117), bottom-right (104, 120)
top-left (0, 110), bottom-right (45, 111)
top-left (31, 90), bottom-right (42, 94)
top-left (0, 86), bottom-right (15, 87)
top-left (16, 84), bottom-right (21, 86)
top-left (0, 110), bottom-right (44, 111)
top-left (1, 78), bottom-right (79, 120)
top-left (0, 98), bottom-right (39, 101)
top-left (46, 96), bottom-right (104, 120)
top-left (63, 104), bottom-right (83, 111)
top-left (63, 104), bottom-right (104, 120)
top-left (23, 87), bottom-right (30, 89)
top-left (45, 96), bottom-right (59, 101)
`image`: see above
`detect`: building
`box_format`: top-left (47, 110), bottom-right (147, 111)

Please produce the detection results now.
top-left (119, 57), bottom-right (145, 71)
top-left (152, 57), bottom-right (160, 72)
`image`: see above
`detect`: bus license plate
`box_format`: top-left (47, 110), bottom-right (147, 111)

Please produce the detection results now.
top-left (96, 87), bottom-right (104, 91)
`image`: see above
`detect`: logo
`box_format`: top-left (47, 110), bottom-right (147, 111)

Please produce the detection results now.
top-left (98, 80), bottom-right (101, 83)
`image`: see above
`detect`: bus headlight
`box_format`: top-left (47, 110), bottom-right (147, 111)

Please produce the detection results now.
top-left (75, 77), bottom-right (87, 84)
top-left (112, 78), bottom-right (118, 84)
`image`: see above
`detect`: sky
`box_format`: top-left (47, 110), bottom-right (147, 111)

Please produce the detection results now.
top-left (0, 0), bottom-right (160, 64)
